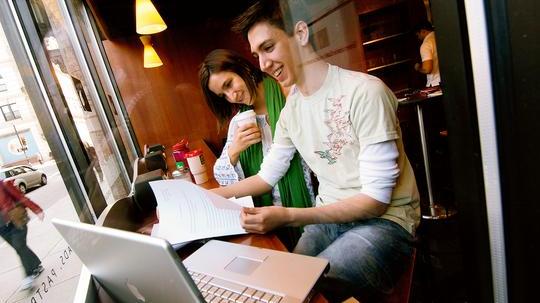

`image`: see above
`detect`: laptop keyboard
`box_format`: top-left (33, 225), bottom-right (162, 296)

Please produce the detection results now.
top-left (188, 270), bottom-right (284, 303)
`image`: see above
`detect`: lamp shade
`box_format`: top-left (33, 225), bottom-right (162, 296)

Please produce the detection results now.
top-left (140, 36), bottom-right (163, 68)
top-left (136, 0), bottom-right (167, 35)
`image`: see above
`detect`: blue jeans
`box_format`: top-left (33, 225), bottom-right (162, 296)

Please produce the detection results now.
top-left (294, 218), bottom-right (414, 302)
top-left (0, 223), bottom-right (41, 276)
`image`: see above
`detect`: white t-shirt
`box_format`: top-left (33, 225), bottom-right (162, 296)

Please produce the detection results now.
top-left (420, 31), bottom-right (440, 87)
top-left (272, 65), bottom-right (420, 234)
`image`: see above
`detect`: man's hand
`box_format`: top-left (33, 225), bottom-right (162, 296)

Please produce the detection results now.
top-left (228, 123), bottom-right (262, 165)
top-left (240, 206), bottom-right (290, 233)
top-left (414, 63), bottom-right (421, 71)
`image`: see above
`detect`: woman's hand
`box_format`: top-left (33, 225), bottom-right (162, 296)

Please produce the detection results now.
top-left (240, 206), bottom-right (290, 234)
top-left (228, 123), bottom-right (261, 165)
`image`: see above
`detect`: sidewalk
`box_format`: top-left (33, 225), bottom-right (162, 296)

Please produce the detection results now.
top-left (0, 174), bottom-right (82, 302)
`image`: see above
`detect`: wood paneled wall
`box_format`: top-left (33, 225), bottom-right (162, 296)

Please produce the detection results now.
top-left (102, 19), bottom-right (253, 163)
top-left (99, 0), bottom-right (427, 169)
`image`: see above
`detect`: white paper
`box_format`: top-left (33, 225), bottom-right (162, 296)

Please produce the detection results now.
top-left (231, 196), bottom-right (254, 208)
top-left (428, 90), bottom-right (443, 97)
top-left (149, 180), bottom-right (253, 244)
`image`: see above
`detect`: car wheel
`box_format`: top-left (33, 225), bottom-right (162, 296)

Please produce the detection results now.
top-left (18, 183), bottom-right (26, 194)
top-left (41, 175), bottom-right (47, 185)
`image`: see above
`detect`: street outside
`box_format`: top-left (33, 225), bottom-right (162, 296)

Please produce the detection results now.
top-left (25, 162), bottom-right (65, 210)
top-left (0, 160), bottom-right (82, 303)
top-left (0, 160), bottom-right (65, 245)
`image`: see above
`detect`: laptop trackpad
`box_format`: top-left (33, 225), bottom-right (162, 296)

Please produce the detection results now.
top-left (225, 256), bottom-right (264, 275)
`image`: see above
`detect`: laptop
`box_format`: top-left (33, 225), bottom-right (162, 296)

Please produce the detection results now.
top-left (52, 218), bottom-right (329, 303)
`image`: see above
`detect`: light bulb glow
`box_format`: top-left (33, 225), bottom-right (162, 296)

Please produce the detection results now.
top-left (136, 0), bottom-right (167, 35)
top-left (140, 35), bottom-right (163, 68)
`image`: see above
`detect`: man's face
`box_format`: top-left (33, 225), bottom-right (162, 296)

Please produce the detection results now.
top-left (248, 21), bottom-right (299, 87)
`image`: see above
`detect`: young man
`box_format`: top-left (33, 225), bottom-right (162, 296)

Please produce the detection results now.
top-left (414, 21), bottom-right (440, 87)
top-left (213, 0), bottom-right (420, 301)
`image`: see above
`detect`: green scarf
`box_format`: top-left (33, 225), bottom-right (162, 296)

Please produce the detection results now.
top-left (238, 76), bottom-right (312, 211)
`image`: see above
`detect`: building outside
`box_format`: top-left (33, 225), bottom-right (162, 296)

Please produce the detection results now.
top-left (0, 23), bottom-right (51, 168)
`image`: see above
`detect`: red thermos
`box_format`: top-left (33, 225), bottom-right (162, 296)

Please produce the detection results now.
top-left (171, 138), bottom-right (190, 168)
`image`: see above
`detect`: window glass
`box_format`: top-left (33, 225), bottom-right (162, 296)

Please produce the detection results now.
top-left (0, 73), bottom-right (6, 92)
top-left (12, 167), bottom-right (23, 175)
top-left (0, 15), bottom-right (81, 303)
top-left (2, 0), bottom-right (470, 301)
top-left (28, 0), bottom-right (130, 203)
top-left (69, 3), bottom-right (138, 169)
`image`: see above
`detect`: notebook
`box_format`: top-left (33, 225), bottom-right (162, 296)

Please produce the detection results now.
top-left (52, 218), bottom-right (329, 303)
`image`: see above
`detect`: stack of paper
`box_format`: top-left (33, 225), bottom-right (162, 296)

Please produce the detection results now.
top-left (427, 90), bottom-right (443, 97)
top-left (148, 180), bottom-right (253, 245)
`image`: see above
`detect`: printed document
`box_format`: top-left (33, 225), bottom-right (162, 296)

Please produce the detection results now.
top-left (149, 180), bottom-right (253, 244)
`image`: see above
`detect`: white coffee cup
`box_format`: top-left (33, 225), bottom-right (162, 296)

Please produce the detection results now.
top-left (186, 150), bottom-right (206, 174)
top-left (186, 149), bottom-right (208, 184)
top-left (191, 171), bottom-right (209, 184)
top-left (235, 110), bottom-right (257, 127)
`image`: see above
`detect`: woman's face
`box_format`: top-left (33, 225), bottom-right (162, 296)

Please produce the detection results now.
top-left (208, 71), bottom-right (253, 106)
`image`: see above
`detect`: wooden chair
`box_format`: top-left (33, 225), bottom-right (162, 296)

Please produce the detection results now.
top-left (344, 248), bottom-right (417, 303)
top-left (95, 196), bottom-right (142, 232)
top-left (131, 157), bottom-right (149, 179)
top-left (381, 248), bottom-right (417, 303)
top-left (136, 157), bottom-right (149, 175)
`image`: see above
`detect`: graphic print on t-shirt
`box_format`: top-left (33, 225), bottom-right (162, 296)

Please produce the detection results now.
top-left (314, 95), bottom-right (354, 164)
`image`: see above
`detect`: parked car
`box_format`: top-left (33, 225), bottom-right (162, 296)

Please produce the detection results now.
top-left (0, 165), bottom-right (47, 193)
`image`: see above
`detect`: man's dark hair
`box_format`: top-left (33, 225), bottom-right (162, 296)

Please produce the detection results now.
top-left (232, 0), bottom-right (310, 40)
top-left (198, 49), bottom-right (264, 125)
top-left (413, 20), bottom-right (434, 33)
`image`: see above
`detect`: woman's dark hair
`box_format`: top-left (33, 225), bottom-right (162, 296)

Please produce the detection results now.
top-left (199, 49), bottom-right (264, 125)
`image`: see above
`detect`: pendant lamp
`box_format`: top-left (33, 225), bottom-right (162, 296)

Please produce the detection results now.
top-left (140, 36), bottom-right (163, 68)
top-left (136, 0), bottom-right (167, 35)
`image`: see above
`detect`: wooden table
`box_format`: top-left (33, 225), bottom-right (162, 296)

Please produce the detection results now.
top-left (82, 139), bottom-right (327, 302)
top-left (139, 139), bottom-right (328, 302)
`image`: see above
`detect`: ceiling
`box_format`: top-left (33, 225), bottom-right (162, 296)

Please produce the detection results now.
top-left (86, 0), bottom-right (257, 39)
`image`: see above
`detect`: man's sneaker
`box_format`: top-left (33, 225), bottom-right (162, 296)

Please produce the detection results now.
top-left (20, 276), bottom-right (34, 291)
top-left (32, 265), bottom-right (44, 278)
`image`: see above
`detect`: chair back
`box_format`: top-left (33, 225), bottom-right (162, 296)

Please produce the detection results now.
top-left (96, 196), bottom-right (142, 232)
top-left (132, 169), bottom-right (163, 212)
top-left (382, 248), bottom-right (417, 303)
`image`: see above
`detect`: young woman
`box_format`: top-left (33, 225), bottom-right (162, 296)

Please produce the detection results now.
top-left (199, 49), bottom-right (314, 247)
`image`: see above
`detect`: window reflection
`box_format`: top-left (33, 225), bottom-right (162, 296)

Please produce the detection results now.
top-left (0, 16), bottom-right (81, 302)
top-left (29, 0), bottom-right (129, 203)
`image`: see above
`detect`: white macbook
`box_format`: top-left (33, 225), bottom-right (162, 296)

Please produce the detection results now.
top-left (52, 218), bottom-right (329, 303)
